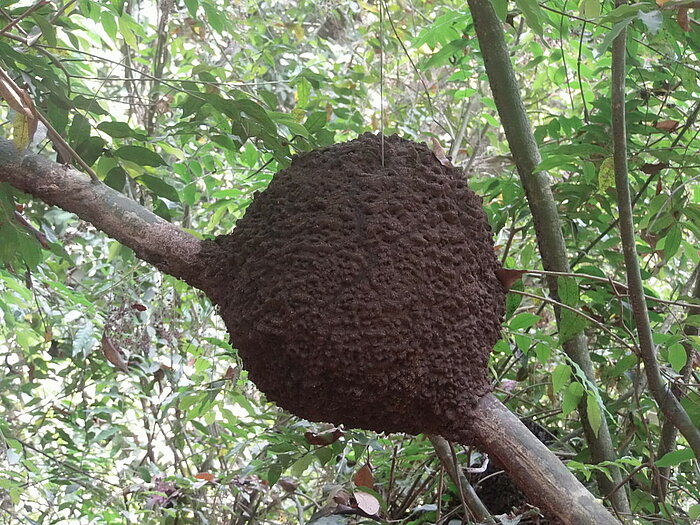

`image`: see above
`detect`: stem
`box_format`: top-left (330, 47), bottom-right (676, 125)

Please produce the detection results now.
top-left (655, 267), bottom-right (700, 497)
top-left (428, 435), bottom-right (496, 523)
top-left (471, 394), bottom-right (620, 524)
top-left (465, 0), bottom-right (630, 512)
top-left (610, 6), bottom-right (700, 460)
top-left (0, 140), bottom-right (210, 292)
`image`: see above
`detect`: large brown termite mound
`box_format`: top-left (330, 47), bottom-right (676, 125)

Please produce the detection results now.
top-left (204, 133), bottom-right (505, 442)
top-left (0, 134), bottom-right (621, 524)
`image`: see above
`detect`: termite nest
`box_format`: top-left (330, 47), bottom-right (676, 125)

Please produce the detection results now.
top-left (204, 133), bottom-right (505, 442)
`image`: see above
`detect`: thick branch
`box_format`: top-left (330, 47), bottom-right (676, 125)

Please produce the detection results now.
top-left (0, 140), bottom-right (210, 292)
top-left (610, 26), bottom-right (700, 459)
top-left (471, 394), bottom-right (620, 525)
top-left (465, 0), bottom-right (630, 512)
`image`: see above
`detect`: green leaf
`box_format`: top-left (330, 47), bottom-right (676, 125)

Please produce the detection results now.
top-left (505, 279), bottom-right (524, 319)
top-left (680, 391), bottom-right (700, 428)
top-left (559, 309), bottom-right (587, 343)
top-left (118, 15), bottom-right (138, 48)
top-left (598, 157), bottom-right (614, 192)
top-left (423, 39), bottom-right (469, 70)
top-left (31, 14), bottom-right (57, 47)
top-left (586, 394), bottom-right (602, 437)
top-left (689, 504), bottom-right (700, 520)
top-left (104, 167), bottom-right (126, 191)
top-left (579, 0), bottom-right (601, 19)
top-left (661, 225), bottom-right (682, 259)
top-left (72, 95), bottom-right (108, 116)
top-left (69, 114), bottom-right (91, 148)
top-left (557, 276), bottom-right (579, 306)
top-left (97, 121), bottom-right (138, 138)
top-left (203, 1), bottom-right (225, 34)
top-left (534, 343), bottom-right (551, 365)
top-left (115, 146), bottom-right (166, 167)
top-left (290, 454), bottom-right (314, 477)
top-left (608, 354), bottom-right (637, 377)
top-left (535, 155), bottom-right (577, 172)
top-left (562, 381), bottom-right (584, 416)
top-left (138, 174), bottom-right (180, 202)
top-left (73, 321), bottom-right (96, 357)
top-left (552, 364), bottom-right (571, 393)
top-left (597, 20), bottom-right (632, 56)
top-left (305, 112), bottom-right (327, 134)
top-left (295, 77), bottom-right (311, 107)
top-left (101, 11), bottom-right (118, 41)
top-left (514, 0), bottom-right (544, 36)
top-left (667, 343), bottom-right (687, 373)
top-left (75, 136), bottom-right (106, 166)
top-left (194, 357), bottom-right (211, 373)
top-left (600, 4), bottom-right (644, 24)
top-left (182, 182), bottom-right (197, 206)
top-left (491, 0), bottom-right (509, 21)
top-left (508, 312), bottom-right (541, 331)
top-left (183, 0), bottom-right (199, 17)
top-left (16, 229), bottom-right (43, 268)
top-left (315, 445), bottom-right (334, 466)
top-left (655, 448), bottom-right (694, 468)
top-left (413, 12), bottom-right (468, 48)
top-left (267, 462), bottom-right (282, 486)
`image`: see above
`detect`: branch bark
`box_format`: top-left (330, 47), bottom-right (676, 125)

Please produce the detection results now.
top-left (610, 23), bottom-right (700, 459)
top-left (465, 0), bottom-right (631, 513)
top-left (0, 140), bottom-right (210, 292)
top-left (428, 435), bottom-right (496, 523)
top-left (471, 394), bottom-right (620, 524)
top-left (655, 266), bottom-right (700, 498)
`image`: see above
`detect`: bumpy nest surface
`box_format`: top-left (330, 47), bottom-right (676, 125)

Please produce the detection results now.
top-left (206, 133), bottom-right (505, 441)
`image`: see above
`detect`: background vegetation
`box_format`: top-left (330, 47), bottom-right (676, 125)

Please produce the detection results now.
top-left (0, 0), bottom-right (698, 523)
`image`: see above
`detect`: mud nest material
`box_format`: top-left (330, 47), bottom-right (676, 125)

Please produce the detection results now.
top-left (207, 133), bottom-right (505, 442)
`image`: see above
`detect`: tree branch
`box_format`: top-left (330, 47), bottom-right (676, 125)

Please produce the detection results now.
top-left (465, 0), bottom-right (630, 513)
top-left (428, 435), bottom-right (496, 523)
top-left (0, 140), bottom-right (211, 292)
top-left (471, 394), bottom-right (620, 524)
top-left (610, 11), bottom-right (700, 460)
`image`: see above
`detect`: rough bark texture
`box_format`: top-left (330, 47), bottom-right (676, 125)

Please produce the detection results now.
top-left (0, 140), bottom-right (208, 290)
top-left (204, 133), bottom-right (505, 441)
top-left (472, 394), bottom-right (620, 525)
top-left (465, 0), bottom-right (630, 513)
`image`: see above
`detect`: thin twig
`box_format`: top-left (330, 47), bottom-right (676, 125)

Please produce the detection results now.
top-left (0, 0), bottom-right (50, 37)
top-left (510, 289), bottom-right (638, 353)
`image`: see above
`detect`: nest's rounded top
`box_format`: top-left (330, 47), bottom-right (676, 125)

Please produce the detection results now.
top-left (206, 133), bottom-right (505, 441)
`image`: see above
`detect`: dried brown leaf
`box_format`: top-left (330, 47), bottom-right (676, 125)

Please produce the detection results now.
top-left (278, 477), bottom-right (299, 493)
top-left (655, 119), bottom-right (679, 131)
top-left (194, 472), bottom-right (216, 481)
top-left (496, 268), bottom-right (526, 291)
top-left (431, 137), bottom-right (453, 168)
top-left (101, 333), bottom-right (129, 372)
top-left (304, 428), bottom-right (343, 446)
top-left (354, 491), bottom-right (381, 516)
top-left (353, 464), bottom-right (374, 490)
top-left (677, 7), bottom-right (689, 31)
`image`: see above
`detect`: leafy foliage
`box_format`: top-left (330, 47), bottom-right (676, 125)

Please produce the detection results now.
top-left (0, 0), bottom-right (698, 523)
